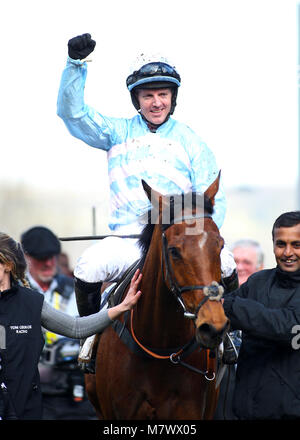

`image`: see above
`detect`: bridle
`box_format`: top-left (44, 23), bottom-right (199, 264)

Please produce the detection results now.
top-left (161, 213), bottom-right (224, 320)
top-left (123, 212), bottom-right (223, 381)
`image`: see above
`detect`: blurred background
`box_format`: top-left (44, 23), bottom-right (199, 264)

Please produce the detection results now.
top-left (1, 0), bottom-right (299, 270)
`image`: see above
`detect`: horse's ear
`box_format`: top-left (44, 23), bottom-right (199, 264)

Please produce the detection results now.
top-left (204, 171), bottom-right (221, 206)
top-left (141, 180), bottom-right (152, 201)
top-left (142, 180), bottom-right (162, 206)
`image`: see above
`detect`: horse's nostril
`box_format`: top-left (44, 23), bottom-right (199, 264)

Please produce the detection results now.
top-left (198, 323), bottom-right (219, 338)
top-left (197, 321), bottom-right (229, 342)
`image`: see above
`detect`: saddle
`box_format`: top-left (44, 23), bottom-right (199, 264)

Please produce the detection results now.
top-left (106, 259), bottom-right (142, 309)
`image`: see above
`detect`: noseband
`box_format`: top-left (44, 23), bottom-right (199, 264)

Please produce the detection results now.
top-left (161, 214), bottom-right (224, 319)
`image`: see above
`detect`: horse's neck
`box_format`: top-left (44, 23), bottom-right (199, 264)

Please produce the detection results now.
top-left (133, 230), bottom-right (194, 349)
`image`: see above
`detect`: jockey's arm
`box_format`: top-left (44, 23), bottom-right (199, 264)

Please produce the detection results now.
top-left (57, 58), bottom-right (120, 151)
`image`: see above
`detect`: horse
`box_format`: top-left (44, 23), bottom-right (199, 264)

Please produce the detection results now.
top-left (86, 173), bottom-right (229, 420)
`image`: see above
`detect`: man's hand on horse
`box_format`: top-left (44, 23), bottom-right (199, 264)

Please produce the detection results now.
top-left (107, 269), bottom-right (142, 320)
top-left (68, 33), bottom-right (96, 60)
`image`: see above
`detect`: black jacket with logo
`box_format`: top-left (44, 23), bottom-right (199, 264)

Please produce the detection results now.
top-left (27, 273), bottom-right (80, 397)
top-left (224, 268), bottom-right (300, 419)
top-left (0, 284), bottom-right (44, 419)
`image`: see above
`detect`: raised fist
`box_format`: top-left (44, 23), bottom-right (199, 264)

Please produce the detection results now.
top-left (68, 33), bottom-right (96, 60)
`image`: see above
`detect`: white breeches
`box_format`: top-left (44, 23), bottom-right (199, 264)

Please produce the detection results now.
top-left (74, 237), bottom-right (141, 283)
top-left (74, 237), bottom-right (236, 284)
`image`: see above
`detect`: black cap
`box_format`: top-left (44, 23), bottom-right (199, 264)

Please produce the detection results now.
top-left (21, 226), bottom-right (61, 259)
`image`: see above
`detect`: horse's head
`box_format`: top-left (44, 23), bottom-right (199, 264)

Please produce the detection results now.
top-left (141, 172), bottom-right (229, 349)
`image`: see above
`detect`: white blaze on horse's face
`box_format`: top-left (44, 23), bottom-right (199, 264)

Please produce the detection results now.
top-left (198, 231), bottom-right (208, 250)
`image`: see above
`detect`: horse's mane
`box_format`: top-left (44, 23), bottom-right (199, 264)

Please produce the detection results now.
top-left (138, 192), bottom-right (214, 259)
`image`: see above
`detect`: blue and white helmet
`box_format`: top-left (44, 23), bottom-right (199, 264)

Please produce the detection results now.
top-left (126, 53), bottom-right (181, 114)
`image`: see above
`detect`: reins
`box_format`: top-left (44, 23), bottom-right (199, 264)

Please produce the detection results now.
top-left (130, 308), bottom-right (215, 380)
top-left (130, 309), bottom-right (183, 360)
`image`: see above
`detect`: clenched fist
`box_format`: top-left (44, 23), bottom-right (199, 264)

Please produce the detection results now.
top-left (68, 33), bottom-right (96, 60)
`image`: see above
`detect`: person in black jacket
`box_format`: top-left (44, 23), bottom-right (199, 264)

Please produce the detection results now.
top-left (223, 211), bottom-right (300, 419)
top-left (0, 232), bottom-right (142, 420)
top-left (20, 226), bottom-right (92, 419)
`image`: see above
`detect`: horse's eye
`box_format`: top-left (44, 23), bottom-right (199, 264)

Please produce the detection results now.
top-left (169, 247), bottom-right (181, 260)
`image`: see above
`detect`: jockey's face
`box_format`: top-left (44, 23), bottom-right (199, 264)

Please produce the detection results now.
top-left (273, 223), bottom-right (300, 272)
top-left (137, 88), bottom-right (172, 125)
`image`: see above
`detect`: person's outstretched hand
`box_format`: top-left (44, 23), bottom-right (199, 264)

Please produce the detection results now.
top-left (108, 269), bottom-right (142, 320)
top-left (68, 33), bottom-right (96, 60)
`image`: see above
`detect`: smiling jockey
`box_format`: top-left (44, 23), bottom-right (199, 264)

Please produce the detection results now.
top-left (57, 34), bottom-right (238, 366)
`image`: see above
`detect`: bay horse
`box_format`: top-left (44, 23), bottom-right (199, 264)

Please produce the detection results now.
top-left (86, 173), bottom-right (229, 419)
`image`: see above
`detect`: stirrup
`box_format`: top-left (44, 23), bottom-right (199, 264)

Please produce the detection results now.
top-left (78, 335), bottom-right (97, 374)
top-left (222, 333), bottom-right (238, 365)
top-left (78, 358), bottom-right (96, 374)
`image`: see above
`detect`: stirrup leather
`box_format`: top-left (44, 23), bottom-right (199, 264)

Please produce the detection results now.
top-left (222, 332), bottom-right (238, 365)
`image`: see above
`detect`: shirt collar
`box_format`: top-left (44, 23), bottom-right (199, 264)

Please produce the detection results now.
top-left (275, 266), bottom-right (300, 288)
top-left (26, 271), bottom-right (58, 295)
top-left (0, 280), bottom-right (18, 298)
top-left (138, 112), bottom-right (172, 133)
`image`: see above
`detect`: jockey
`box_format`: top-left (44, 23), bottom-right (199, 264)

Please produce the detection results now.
top-left (57, 34), bottom-right (238, 337)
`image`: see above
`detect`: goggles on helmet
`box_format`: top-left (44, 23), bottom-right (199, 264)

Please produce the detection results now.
top-left (126, 62), bottom-right (181, 91)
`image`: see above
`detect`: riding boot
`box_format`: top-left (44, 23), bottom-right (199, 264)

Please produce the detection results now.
top-left (74, 277), bottom-right (102, 317)
top-left (74, 278), bottom-right (102, 374)
top-left (221, 269), bottom-right (239, 365)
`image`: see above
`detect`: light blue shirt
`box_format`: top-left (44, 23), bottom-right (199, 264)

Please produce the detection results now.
top-left (57, 58), bottom-right (226, 231)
